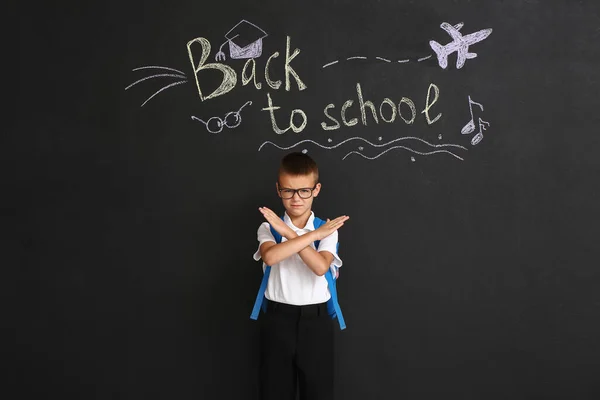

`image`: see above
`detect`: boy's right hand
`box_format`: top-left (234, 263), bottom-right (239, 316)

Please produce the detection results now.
top-left (313, 216), bottom-right (350, 240)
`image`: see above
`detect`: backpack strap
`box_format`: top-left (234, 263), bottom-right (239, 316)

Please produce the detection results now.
top-left (250, 224), bottom-right (281, 321)
top-left (313, 217), bottom-right (346, 330)
top-left (250, 215), bottom-right (346, 330)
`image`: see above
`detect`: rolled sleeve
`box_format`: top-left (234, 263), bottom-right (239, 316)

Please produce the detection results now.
top-left (253, 222), bottom-right (276, 261)
top-left (317, 230), bottom-right (343, 276)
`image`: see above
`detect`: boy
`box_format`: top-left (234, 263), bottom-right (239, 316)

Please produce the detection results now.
top-left (253, 152), bottom-right (349, 400)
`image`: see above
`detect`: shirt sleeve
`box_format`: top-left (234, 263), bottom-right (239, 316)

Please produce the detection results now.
top-left (253, 222), bottom-right (276, 261)
top-left (317, 230), bottom-right (343, 276)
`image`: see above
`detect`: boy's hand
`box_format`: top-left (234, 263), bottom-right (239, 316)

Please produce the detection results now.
top-left (259, 207), bottom-right (296, 239)
top-left (313, 216), bottom-right (350, 240)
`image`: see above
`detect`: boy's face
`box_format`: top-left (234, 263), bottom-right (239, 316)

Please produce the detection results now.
top-left (276, 172), bottom-right (321, 217)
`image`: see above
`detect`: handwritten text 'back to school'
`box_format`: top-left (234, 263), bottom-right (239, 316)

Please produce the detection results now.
top-left (187, 36), bottom-right (442, 135)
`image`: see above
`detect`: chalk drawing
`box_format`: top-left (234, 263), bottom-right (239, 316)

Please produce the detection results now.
top-left (132, 65), bottom-right (186, 75)
top-left (188, 37), bottom-right (237, 101)
top-left (215, 20), bottom-right (268, 61)
top-left (322, 55), bottom-right (432, 69)
top-left (343, 146), bottom-right (464, 161)
top-left (461, 95), bottom-right (491, 145)
top-left (125, 73), bottom-right (186, 90)
top-left (258, 136), bottom-right (466, 152)
top-left (471, 118), bottom-right (490, 145)
top-left (322, 21), bottom-right (491, 70)
top-left (322, 60), bottom-right (339, 68)
top-left (461, 96), bottom-right (484, 135)
top-left (258, 136), bottom-right (467, 160)
top-left (191, 101), bottom-right (252, 134)
top-left (125, 66), bottom-right (188, 107)
top-left (139, 81), bottom-right (188, 107)
top-left (429, 22), bottom-right (492, 69)
top-left (258, 136), bottom-right (466, 160)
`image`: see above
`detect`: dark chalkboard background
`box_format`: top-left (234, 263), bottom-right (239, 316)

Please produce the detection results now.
top-left (6, 0), bottom-right (600, 399)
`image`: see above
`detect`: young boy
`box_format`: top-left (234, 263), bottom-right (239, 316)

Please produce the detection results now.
top-left (253, 152), bottom-right (349, 400)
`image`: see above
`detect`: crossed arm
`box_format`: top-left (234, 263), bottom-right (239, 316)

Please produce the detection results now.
top-left (257, 207), bottom-right (349, 277)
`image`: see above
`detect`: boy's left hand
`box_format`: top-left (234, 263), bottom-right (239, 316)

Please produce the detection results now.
top-left (259, 207), bottom-right (296, 239)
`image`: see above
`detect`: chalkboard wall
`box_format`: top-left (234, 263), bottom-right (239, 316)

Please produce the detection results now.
top-left (7, 0), bottom-right (600, 399)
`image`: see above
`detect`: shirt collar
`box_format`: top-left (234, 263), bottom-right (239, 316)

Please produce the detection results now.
top-left (284, 211), bottom-right (315, 231)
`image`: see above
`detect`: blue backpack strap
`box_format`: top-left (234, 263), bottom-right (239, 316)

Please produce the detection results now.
top-left (250, 266), bottom-right (270, 320)
top-left (313, 217), bottom-right (346, 330)
top-left (250, 218), bottom-right (284, 320)
top-left (325, 270), bottom-right (345, 329)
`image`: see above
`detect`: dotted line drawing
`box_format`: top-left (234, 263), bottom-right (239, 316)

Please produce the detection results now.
top-left (322, 55), bottom-right (433, 69)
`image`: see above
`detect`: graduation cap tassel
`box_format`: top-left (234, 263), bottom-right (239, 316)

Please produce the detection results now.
top-left (215, 36), bottom-right (236, 62)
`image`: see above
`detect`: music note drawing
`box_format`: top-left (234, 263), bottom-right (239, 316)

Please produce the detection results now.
top-left (461, 96), bottom-right (484, 135)
top-left (461, 95), bottom-right (490, 145)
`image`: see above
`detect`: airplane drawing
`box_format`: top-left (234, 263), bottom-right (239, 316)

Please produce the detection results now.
top-left (429, 22), bottom-right (492, 69)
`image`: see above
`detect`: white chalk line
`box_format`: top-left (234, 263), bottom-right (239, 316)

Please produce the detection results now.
top-left (125, 73), bottom-right (187, 90)
top-left (258, 136), bottom-right (467, 152)
top-left (342, 146), bottom-right (464, 161)
top-left (132, 65), bottom-right (186, 76)
top-left (140, 80), bottom-right (187, 107)
top-left (322, 60), bottom-right (339, 68)
top-left (322, 54), bottom-right (433, 68)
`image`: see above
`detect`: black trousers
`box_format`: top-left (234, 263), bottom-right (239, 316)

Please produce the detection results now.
top-left (259, 300), bottom-right (334, 400)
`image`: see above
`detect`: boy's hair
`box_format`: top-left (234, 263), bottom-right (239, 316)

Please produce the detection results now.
top-left (278, 152), bottom-right (319, 184)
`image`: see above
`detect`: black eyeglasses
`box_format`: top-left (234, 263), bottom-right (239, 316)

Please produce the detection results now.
top-left (278, 184), bottom-right (317, 199)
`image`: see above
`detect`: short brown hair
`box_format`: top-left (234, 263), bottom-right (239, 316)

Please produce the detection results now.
top-left (278, 152), bottom-right (319, 183)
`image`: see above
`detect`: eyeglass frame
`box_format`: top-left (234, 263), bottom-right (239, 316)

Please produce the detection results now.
top-left (276, 183), bottom-right (319, 199)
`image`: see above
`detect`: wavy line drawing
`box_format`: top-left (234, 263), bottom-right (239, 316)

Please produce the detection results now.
top-left (132, 65), bottom-right (186, 75)
top-left (342, 146), bottom-right (464, 161)
top-left (322, 54), bottom-right (433, 69)
top-left (140, 80), bottom-right (187, 107)
top-left (258, 136), bottom-right (467, 152)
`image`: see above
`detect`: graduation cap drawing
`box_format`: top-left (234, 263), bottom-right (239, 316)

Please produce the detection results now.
top-left (215, 20), bottom-right (268, 61)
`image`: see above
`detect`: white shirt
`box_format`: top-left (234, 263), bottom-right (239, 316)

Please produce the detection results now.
top-left (253, 211), bottom-right (343, 305)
